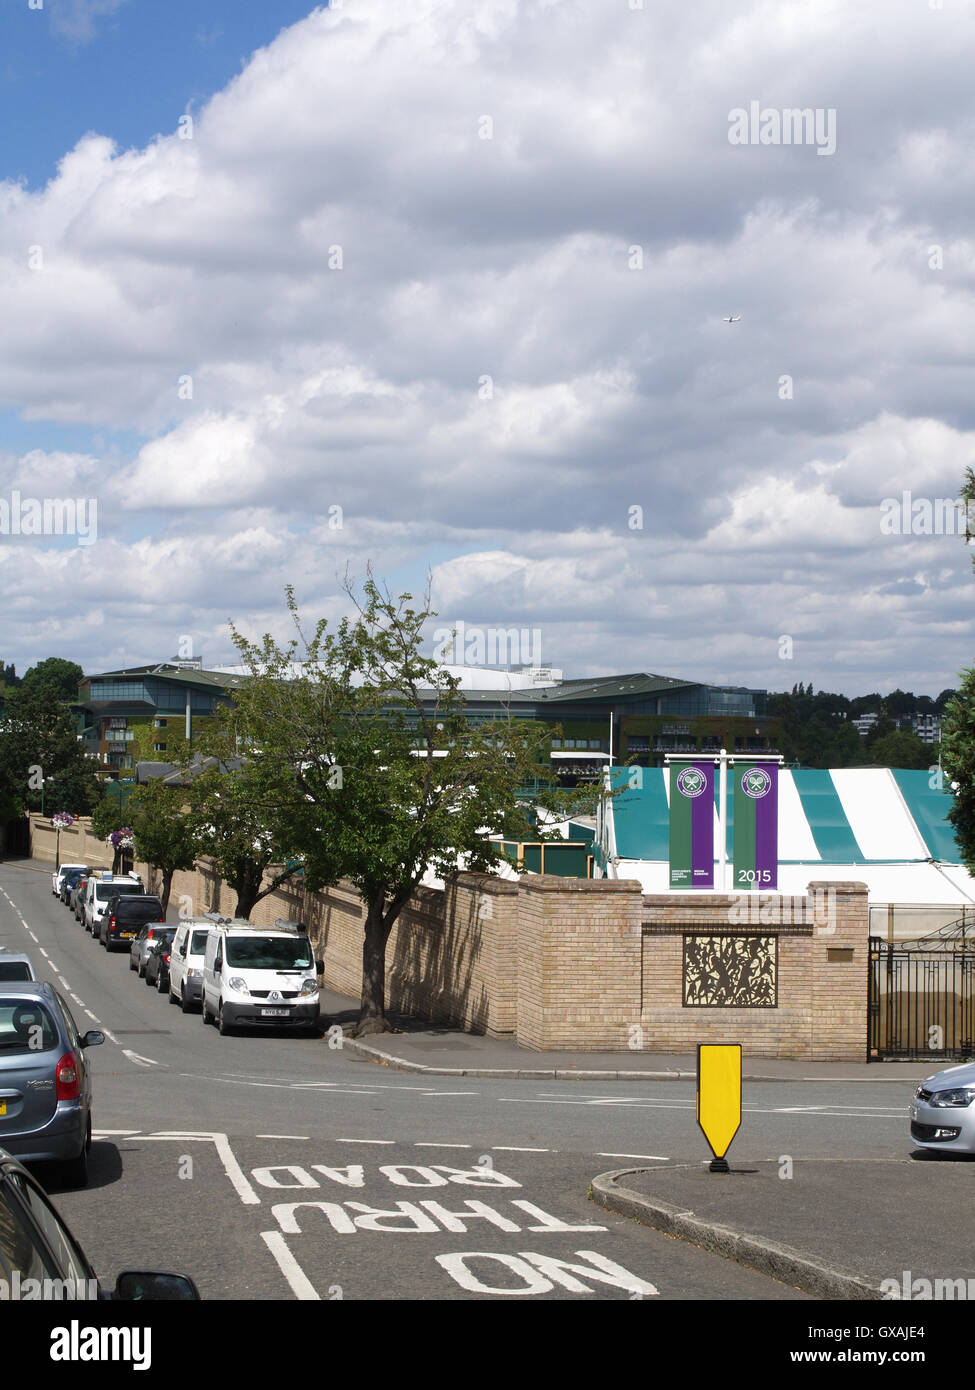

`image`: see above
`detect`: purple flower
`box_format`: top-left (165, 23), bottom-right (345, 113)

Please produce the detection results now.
top-left (50, 812), bottom-right (75, 828)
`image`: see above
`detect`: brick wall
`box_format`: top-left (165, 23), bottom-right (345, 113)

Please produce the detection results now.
top-left (29, 815), bottom-right (869, 1057)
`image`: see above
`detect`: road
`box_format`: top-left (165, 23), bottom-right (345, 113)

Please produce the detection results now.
top-left (0, 858), bottom-right (919, 1302)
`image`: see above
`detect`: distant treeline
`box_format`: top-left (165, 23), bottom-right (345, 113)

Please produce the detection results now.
top-left (768, 684), bottom-right (957, 770)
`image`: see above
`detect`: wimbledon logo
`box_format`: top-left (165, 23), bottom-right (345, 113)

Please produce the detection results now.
top-left (676, 768), bottom-right (706, 798)
top-left (741, 769), bottom-right (772, 799)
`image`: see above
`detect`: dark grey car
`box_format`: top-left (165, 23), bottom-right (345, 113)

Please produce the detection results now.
top-left (0, 983), bottom-right (103, 1187)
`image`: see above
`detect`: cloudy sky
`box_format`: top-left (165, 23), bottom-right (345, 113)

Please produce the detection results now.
top-left (0, 0), bottom-right (973, 697)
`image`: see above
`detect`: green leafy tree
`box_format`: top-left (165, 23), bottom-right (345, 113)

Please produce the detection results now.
top-left (225, 579), bottom-right (599, 1035)
top-left (869, 730), bottom-right (930, 770)
top-left (188, 758), bottom-right (304, 920)
top-left (128, 780), bottom-right (200, 916)
top-left (20, 658), bottom-right (84, 702)
top-left (0, 681), bottom-right (100, 822)
top-left (941, 668), bottom-right (975, 872)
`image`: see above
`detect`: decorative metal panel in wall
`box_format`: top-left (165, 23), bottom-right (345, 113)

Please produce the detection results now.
top-left (683, 934), bottom-right (777, 1007)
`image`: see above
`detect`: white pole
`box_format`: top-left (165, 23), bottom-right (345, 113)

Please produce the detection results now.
top-left (608, 709), bottom-right (613, 766)
top-left (718, 747), bottom-right (729, 893)
top-left (185, 688), bottom-right (191, 743)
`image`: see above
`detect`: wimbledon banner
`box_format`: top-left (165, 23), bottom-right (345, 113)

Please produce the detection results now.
top-left (732, 762), bottom-right (778, 890)
top-left (669, 761), bottom-right (715, 889)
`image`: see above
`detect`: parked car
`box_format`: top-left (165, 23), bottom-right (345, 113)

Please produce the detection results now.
top-left (59, 867), bottom-right (91, 905)
top-left (168, 920), bottom-right (210, 1012)
top-left (71, 876), bottom-right (92, 920)
top-left (911, 1060), bottom-right (975, 1154)
top-left (0, 983), bottom-right (103, 1187)
top-left (129, 925), bottom-right (176, 978)
top-left (0, 1145), bottom-right (200, 1299)
top-left (0, 951), bottom-right (36, 983)
top-left (145, 939), bottom-right (172, 993)
top-left (100, 896), bottom-right (165, 952)
top-left (201, 918), bottom-right (323, 1035)
top-left (51, 864), bottom-right (87, 897)
top-left (81, 873), bottom-right (145, 935)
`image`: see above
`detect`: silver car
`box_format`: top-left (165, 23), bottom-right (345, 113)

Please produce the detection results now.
top-left (0, 983), bottom-right (104, 1187)
top-left (0, 952), bottom-right (36, 983)
top-left (911, 1060), bottom-right (975, 1153)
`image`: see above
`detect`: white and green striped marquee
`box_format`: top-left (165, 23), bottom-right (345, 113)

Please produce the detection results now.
top-left (595, 766), bottom-right (975, 906)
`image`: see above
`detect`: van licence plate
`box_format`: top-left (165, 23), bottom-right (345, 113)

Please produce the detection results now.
top-left (261, 1008), bottom-right (289, 1017)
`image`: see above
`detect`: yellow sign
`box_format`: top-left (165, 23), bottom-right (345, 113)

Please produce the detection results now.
top-left (697, 1043), bottom-right (742, 1161)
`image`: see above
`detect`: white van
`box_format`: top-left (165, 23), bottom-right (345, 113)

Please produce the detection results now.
top-left (200, 919), bottom-right (322, 1036)
top-left (81, 872), bottom-right (145, 935)
top-left (167, 918), bottom-right (211, 1012)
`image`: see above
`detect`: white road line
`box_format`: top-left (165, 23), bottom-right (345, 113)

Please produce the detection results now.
top-left (422, 1091), bottom-right (478, 1096)
top-left (57, 976), bottom-right (69, 988)
top-left (93, 1130), bottom-right (143, 1137)
top-left (260, 1232), bottom-right (320, 1301)
top-left (38, 948), bottom-right (49, 958)
top-left (212, 1133), bottom-right (261, 1206)
top-left (122, 1050), bottom-right (159, 1067)
top-left (597, 1152), bottom-right (670, 1161)
top-left (27, 931), bottom-right (37, 942)
top-left (257, 1134), bottom-right (310, 1140)
top-left (415, 1142), bottom-right (472, 1149)
top-left (492, 1146), bottom-right (551, 1153)
top-left (336, 1138), bottom-right (396, 1145)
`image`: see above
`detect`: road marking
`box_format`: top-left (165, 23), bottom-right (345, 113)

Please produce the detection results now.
top-left (93, 1130), bottom-right (143, 1137)
top-left (38, 948), bottom-right (49, 958)
top-left (57, 975), bottom-right (70, 987)
top-left (492, 1146), bottom-right (551, 1153)
top-left (257, 1134), bottom-right (310, 1140)
top-left (423, 1091), bottom-right (478, 1097)
top-left (122, 1049), bottom-right (158, 1068)
top-left (415, 1142), bottom-right (472, 1149)
top-left (597, 1152), bottom-right (669, 1161)
top-left (336, 1138), bottom-right (397, 1145)
top-left (260, 1231), bottom-right (320, 1300)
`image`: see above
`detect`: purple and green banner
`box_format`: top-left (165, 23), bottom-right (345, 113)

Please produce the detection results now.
top-left (669, 761), bottom-right (715, 889)
top-left (732, 762), bottom-right (778, 890)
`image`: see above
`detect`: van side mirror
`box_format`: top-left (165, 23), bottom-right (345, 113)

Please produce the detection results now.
top-left (315, 959), bottom-right (324, 973)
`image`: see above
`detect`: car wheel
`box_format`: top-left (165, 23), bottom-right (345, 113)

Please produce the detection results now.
top-left (128, 954), bottom-right (136, 971)
top-left (201, 996), bottom-right (212, 1025)
top-left (169, 984), bottom-right (179, 1005)
top-left (61, 1128), bottom-right (90, 1190)
top-left (182, 987), bottom-right (195, 1014)
top-left (217, 1002), bottom-right (232, 1036)
top-left (137, 962), bottom-right (146, 978)
top-left (157, 972), bottom-right (167, 993)
top-left (144, 969), bottom-right (153, 987)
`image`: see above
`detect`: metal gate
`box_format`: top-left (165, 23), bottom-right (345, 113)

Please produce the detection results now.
top-left (868, 919), bottom-right (975, 1061)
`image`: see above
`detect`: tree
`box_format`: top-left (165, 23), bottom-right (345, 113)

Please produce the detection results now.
top-left (188, 758), bottom-right (304, 920)
top-left (128, 780), bottom-right (199, 915)
top-left (869, 730), bottom-right (930, 770)
top-left (20, 658), bottom-right (84, 703)
top-left (941, 668), bottom-right (975, 872)
top-left (225, 579), bottom-right (598, 1035)
top-left (0, 681), bottom-right (100, 822)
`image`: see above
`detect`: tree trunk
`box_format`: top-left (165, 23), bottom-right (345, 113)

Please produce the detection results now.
top-left (159, 868), bottom-right (174, 917)
top-left (356, 895), bottom-right (394, 1036)
top-left (234, 864), bottom-right (262, 920)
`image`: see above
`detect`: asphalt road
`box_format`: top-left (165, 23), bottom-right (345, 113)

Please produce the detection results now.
top-left (0, 858), bottom-right (922, 1303)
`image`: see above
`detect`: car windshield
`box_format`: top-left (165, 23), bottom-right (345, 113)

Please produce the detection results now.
top-left (96, 883), bottom-right (142, 901)
top-left (225, 937), bottom-right (313, 970)
top-left (189, 931), bottom-right (209, 954)
top-left (0, 1002), bottom-right (59, 1053)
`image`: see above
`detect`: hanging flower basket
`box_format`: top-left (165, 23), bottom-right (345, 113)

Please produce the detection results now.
top-left (50, 812), bottom-right (75, 829)
top-left (109, 827), bottom-right (134, 850)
